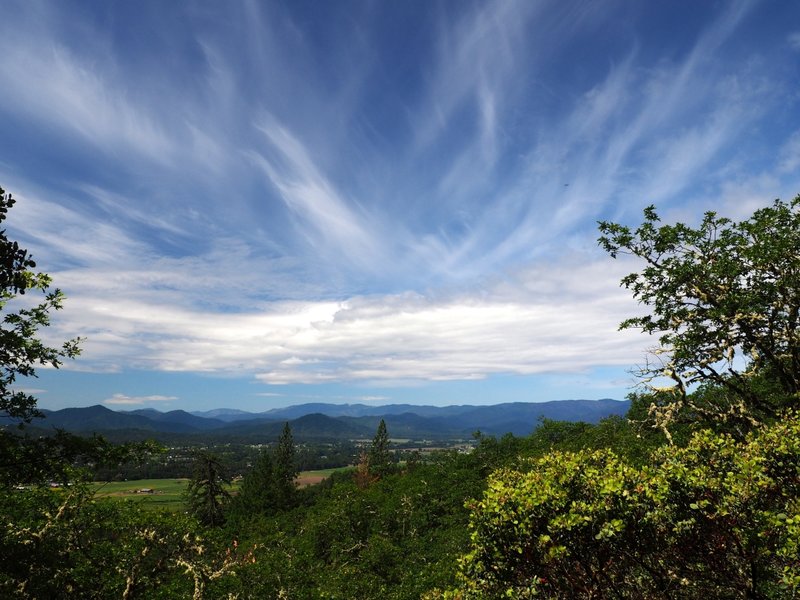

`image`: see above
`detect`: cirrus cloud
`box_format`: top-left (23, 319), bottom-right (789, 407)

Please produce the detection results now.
top-left (104, 394), bottom-right (179, 406)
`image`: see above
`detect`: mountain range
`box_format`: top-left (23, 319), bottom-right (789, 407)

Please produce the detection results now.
top-left (27, 399), bottom-right (631, 442)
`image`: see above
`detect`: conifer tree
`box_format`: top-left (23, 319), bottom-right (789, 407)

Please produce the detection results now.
top-left (234, 422), bottom-right (297, 516)
top-left (234, 449), bottom-right (274, 515)
top-left (186, 451), bottom-right (230, 527)
top-left (368, 419), bottom-right (392, 478)
top-left (273, 421), bottom-right (297, 508)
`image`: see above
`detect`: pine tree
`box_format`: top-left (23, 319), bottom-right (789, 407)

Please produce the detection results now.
top-left (234, 422), bottom-right (297, 516)
top-left (234, 449), bottom-right (274, 515)
top-left (368, 419), bottom-right (392, 478)
top-left (186, 451), bottom-right (230, 527)
top-left (273, 422), bottom-right (297, 509)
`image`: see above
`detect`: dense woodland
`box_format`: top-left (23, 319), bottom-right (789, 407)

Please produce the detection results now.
top-left (1, 187), bottom-right (799, 598)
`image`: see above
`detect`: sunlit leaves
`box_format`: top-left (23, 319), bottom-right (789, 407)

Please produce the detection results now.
top-left (598, 196), bottom-right (800, 433)
top-left (0, 186), bottom-right (82, 425)
top-left (444, 414), bottom-right (800, 598)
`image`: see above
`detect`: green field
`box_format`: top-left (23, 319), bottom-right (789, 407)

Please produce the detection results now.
top-left (91, 468), bottom-right (351, 510)
top-left (91, 479), bottom-right (195, 511)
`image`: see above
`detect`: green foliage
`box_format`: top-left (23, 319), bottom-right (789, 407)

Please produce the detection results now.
top-left (231, 423), bottom-right (298, 518)
top-left (0, 187), bottom-right (82, 425)
top-left (441, 414), bottom-right (800, 599)
top-left (523, 415), bottom-right (659, 466)
top-left (186, 451), bottom-right (230, 527)
top-left (0, 482), bottom-right (249, 599)
top-left (217, 440), bottom-right (514, 599)
top-left (598, 196), bottom-right (800, 434)
top-left (368, 418), bottom-right (393, 479)
top-left (233, 449), bottom-right (275, 518)
top-left (0, 186), bottom-right (119, 488)
top-left (434, 196), bottom-right (800, 598)
top-left (0, 428), bottom-right (161, 488)
top-left (274, 421), bottom-right (298, 506)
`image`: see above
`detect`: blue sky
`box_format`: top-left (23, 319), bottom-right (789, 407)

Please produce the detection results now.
top-left (1, 0), bottom-right (799, 412)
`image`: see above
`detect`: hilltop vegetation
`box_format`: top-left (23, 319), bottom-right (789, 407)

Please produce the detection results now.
top-left (1, 188), bottom-right (799, 598)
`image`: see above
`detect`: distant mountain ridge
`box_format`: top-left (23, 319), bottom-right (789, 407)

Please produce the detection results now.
top-left (33, 399), bottom-right (630, 440)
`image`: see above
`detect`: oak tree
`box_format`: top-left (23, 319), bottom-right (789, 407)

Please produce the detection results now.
top-left (598, 196), bottom-right (800, 434)
top-left (0, 186), bottom-right (81, 424)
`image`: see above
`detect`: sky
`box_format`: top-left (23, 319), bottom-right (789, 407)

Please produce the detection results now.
top-left (1, 0), bottom-right (799, 413)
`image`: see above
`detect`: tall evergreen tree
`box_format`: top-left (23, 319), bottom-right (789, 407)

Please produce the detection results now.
top-left (186, 451), bottom-right (230, 527)
top-left (233, 422), bottom-right (297, 516)
top-left (273, 422), bottom-right (297, 509)
top-left (368, 419), bottom-right (392, 478)
top-left (233, 449), bottom-right (274, 516)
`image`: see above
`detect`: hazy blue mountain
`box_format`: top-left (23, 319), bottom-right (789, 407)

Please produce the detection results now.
top-left (39, 405), bottom-right (165, 432)
top-left (255, 402), bottom-right (486, 420)
top-left (255, 403), bottom-right (385, 419)
top-left (189, 408), bottom-right (261, 422)
top-left (210, 413), bottom-right (370, 440)
top-left (336, 400), bottom-right (629, 438)
top-left (340, 413), bottom-right (457, 439)
top-left (124, 409), bottom-right (228, 430)
top-left (447, 400), bottom-right (630, 436)
top-left (34, 399), bottom-right (630, 440)
top-left (287, 413), bottom-right (373, 438)
top-left (40, 405), bottom-right (219, 434)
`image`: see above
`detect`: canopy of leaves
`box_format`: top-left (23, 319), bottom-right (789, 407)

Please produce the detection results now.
top-left (442, 414), bottom-right (800, 599)
top-left (0, 186), bottom-right (81, 424)
top-left (598, 196), bottom-right (800, 433)
top-left (0, 187), bottom-right (156, 488)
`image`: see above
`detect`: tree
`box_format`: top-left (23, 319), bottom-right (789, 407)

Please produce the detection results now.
top-left (233, 449), bottom-right (275, 516)
top-left (1, 481), bottom-right (251, 599)
top-left (438, 416), bottom-right (800, 599)
top-left (0, 186), bottom-right (81, 424)
top-left (273, 421), bottom-right (297, 508)
top-left (428, 196), bottom-right (800, 599)
top-left (232, 422), bottom-right (297, 518)
top-left (598, 196), bottom-right (800, 435)
top-left (0, 186), bottom-right (136, 487)
top-left (368, 419), bottom-right (392, 479)
top-left (186, 451), bottom-right (230, 527)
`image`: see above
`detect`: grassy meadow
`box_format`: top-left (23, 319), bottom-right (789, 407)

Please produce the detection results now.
top-left (91, 468), bottom-right (351, 510)
top-left (91, 479), bottom-right (195, 511)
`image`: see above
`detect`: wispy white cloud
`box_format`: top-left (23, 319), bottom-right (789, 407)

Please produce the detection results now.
top-left (0, 30), bottom-right (176, 163)
top-left (498, 2), bottom-right (765, 248)
top-left (26, 240), bottom-right (646, 386)
top-left (104, 393), bottom-right (178, 406)
top-left (387, 0), bottom-right (773, 285)
top-left (13, 388), bottom-right (48, 395)
top-left (0, 0), bottom-right (797, 410)
top-left (415, 0), bottom-right (536, 150)
top-left (778, 130), bottom-right (800, 175)
top-left (250, 116), bottom-right (383, 269)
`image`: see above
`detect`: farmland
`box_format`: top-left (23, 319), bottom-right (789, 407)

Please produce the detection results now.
top-left (90, 468), bottom-right (350, 510)
top-left (91, 478), bottom-right (195, 511)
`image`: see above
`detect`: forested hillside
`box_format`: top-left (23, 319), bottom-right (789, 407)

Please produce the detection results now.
top-left (33, 398), bottom-right (631, 440)
top-left (2, 191), bottom-right (799, 598)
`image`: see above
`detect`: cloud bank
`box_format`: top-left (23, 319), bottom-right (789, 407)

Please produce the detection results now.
top-left (0, 1), bottom-right (798, 407)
